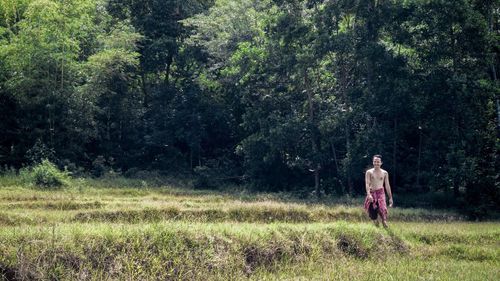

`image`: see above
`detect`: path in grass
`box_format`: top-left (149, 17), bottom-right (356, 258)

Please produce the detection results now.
top-left (0, 183), bottom-right (498, 280)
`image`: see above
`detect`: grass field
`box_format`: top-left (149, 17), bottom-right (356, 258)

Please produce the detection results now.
top-left (0, 177), bottom-right (498, 280)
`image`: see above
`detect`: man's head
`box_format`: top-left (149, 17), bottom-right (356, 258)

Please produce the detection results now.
top-left (372, 154), bottom-right (382, 168)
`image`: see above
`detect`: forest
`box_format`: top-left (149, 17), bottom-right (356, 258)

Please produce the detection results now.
top-left (0, 0), bottom-right (498, 217)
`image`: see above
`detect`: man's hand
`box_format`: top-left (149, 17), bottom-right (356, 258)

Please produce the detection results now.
top-left (367, 194), bottom-right (373, 202)
top-left (389, 198), bottom-right (393, 207)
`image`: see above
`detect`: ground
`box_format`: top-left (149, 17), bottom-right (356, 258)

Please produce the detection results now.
top-left (0, 178), bottom-right (498, 280)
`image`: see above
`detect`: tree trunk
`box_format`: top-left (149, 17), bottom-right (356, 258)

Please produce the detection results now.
top-left (392, 118), bottom-right (397, 191)
top-left (490, 7), bottom-right (500, 131)
top-left (331, 142), bottom-right (345, 194)
top-left (165, 55), bottom-right (173, 86)
top-left (454, 178), bottom-right (460, 198)
top-left (331, 142), bottom-right (340, 177)
top-left (141, 70), bottom-right (149, 107)
top-left (61, 30), bottom-right (65, 90)
top-left (190, 148), bottom-right (193, 171)
top-left (346, 123), bottom-right (353, 195)
top-left (314, 163), bottom-right (320, 196)
top-left (305, 69), bottom-right (321, 198)
top-left (337, 52), bottom-right (354, 195)
top-left (416, 123), bottom-right (422, 191)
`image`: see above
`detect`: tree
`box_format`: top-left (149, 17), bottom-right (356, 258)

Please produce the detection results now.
top-left (80, 20), bottom-right (144, 169)
top-left (0, 0), bottom-right (98, 166)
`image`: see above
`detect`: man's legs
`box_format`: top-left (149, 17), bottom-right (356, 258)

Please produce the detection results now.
top-left (377, 196), bottom-right (388, 228)
top-left (373, 219), bottom-right (380, 227)
top-left (380, 208), bottom-right (389, 228)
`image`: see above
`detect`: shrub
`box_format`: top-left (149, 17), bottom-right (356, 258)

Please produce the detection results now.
top-left (25, 139), bottom-right (56, 165)
top-left (21, 159), bottom-right (70, 188)
top-left (91, 156), bottom-right (108, 177)
top-left (193, 165), bottom-right (216, 189)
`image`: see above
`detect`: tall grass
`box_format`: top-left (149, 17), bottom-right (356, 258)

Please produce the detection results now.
top-left (0, 222), bottom-right (498, 280)
top-left (0, 176), bottom-right (498, 280)
top-left (0, 222), bottom-right (406, 280)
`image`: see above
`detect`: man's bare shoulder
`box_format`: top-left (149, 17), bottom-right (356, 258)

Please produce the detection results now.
top-left (366, 168), bottom-right (374, 174)
top-left (381, 169), bottom-right (389, 175)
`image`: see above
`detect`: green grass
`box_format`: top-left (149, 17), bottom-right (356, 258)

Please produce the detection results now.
top-left (0, 175), bottom-right (498, 280)
top-left (252, 256), bottom-right (499, 280)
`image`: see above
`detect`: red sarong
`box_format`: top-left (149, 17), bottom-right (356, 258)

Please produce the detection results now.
top-left (364, 188), bottom-right (388, 221)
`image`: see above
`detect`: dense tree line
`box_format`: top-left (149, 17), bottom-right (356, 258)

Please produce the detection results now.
top-left (0, 0), bottom-right (498, 216)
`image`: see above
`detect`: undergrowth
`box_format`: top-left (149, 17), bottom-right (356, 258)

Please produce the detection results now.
top-left (19, 160), bottom-right (71, 188)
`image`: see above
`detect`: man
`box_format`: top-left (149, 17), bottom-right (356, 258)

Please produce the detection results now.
top-left (364, 154), bottom-right (393, 227)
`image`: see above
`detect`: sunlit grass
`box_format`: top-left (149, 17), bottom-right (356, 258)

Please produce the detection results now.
top-left (251, 256), bottom-right (500, 280)
top-left (0, 183), bottom-right (467, 226)
top-left (0, 176), bottom-right (498, 280)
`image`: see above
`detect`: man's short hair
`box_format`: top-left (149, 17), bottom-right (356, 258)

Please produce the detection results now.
top-left (373, 154), bottom-right (382, 161)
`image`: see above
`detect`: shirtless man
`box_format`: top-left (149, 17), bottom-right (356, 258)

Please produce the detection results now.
top-left (364, 154), bottom-right (393, 227)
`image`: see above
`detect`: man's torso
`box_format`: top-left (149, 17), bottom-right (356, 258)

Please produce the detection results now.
top-left (368, 168), bottom-right (386, 190)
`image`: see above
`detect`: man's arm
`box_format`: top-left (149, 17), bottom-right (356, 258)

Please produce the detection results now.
top-left (384, 171), bottom-right (393, 207)
top-left (365, 170), bottom-right (373, 201)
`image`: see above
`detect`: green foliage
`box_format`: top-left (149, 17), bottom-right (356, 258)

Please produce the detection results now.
top-left (90, 155), bottom-right (109, 177)
top-left (0, 0), bottom-right (497, 218)
top-left (20, 159), bottom-right (70, 188)
top-left (25, 139), bottom-right (56, 165)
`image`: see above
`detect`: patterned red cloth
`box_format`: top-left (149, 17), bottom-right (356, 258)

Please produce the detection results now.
top-left (364, 188), bottom-right (388, 221)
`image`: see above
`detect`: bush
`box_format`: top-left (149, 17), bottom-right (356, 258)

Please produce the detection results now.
top-left (193, 165), bottom-right (216, 189)
top-left (21, 159), bottom-right (70, 188)
top-left (91, 156), bottom-right (108, 177)
top-left (25, 139), bottom-right (56, 165)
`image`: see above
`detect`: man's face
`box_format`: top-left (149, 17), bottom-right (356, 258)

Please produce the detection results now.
top-left (373, 157), bottom-right (382, 168)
